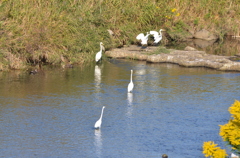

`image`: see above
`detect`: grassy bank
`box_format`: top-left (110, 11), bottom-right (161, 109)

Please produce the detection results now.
top-left (0, 0), bottom-right (239, 70)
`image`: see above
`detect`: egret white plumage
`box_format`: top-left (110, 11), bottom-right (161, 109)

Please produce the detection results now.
top-left (231, 153), bottom-right (239, 158)
top-left (150, 29), bottom-right (163, 45)
top-left (128, 70), bottom-right (134, 93)
top-left (136, 32), bottom-right (150, 48)
top-left (94, 106), bottom-right (105, 129)
top-left (95, 42), bottom-right (104, 63)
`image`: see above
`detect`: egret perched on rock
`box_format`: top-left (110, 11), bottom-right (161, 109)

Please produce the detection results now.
top-left (136, 32), bottom-right (150, 48)
top-left (95, 42), bottom-right (105, 63)
top-left (128, 70), bottom-right (134, 93)
top-left (94, 106), bottom-right (105, 129)
top-left (150, 29), bottom-right (163, 45)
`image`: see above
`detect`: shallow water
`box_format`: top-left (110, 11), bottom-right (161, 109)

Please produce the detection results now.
top-left (0, 59), bottom-right (240, 158)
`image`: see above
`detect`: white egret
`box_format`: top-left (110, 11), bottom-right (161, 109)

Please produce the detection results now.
top-left (150, 29), bottom-right (163, 45)
top-left (128, 70), bottom-right (134, 93)
top-left (136, 32), bottom-right (150, 48)
top-left (95, 42), bottom-right (104, 63)
top-left (94, 106), bottom-right (105, 129)
top-left (231, 153), bottom-right (239, 158)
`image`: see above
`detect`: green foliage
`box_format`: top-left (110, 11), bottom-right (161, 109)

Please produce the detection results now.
top-left (194, 18), bottom-right (199, 25)
top-left (155, 47), bottom-right (171, 54)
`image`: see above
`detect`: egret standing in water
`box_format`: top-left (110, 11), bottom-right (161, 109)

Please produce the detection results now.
top-left (94, 106), bottom-right (105, 129)
top-left (136, 32), bottom-right (150, 48)
top-left (150, 29), bottom-right (163, 45)
top-left (128, 70), bottom-right (134, 93)
top-left (95, 42), bottom-right (104, 63)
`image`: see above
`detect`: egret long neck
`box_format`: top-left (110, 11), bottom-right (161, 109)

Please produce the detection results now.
top-left (159, 30), bottom-right (162, 36)
top-left (145, 33), bottom-right (150, 38)
top-left (100, 107), bottom-right (104, 120)
top-left (100, 44), bottom-right (103, 54)
top-left (130, 70), bottom-right (133, 82)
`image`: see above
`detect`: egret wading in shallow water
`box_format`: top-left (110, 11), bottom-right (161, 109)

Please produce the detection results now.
top-left (95, 42), bottom-right (104, 63)
top-left (136, 32), bottom-right (150, 48)
top-left (150, 29), bottom-right (163, 46)
top-left (94, 106), bottom-right (105, 129)
top-left (128, 70), bottom-right (134, 93)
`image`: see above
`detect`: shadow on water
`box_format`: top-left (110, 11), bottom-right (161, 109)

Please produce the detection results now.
top-left (0, 59), bottom-right (240, 158)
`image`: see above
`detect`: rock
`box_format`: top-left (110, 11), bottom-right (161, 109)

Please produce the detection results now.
top-left (29, 69), bottom-right (38, 75)
top-left (105, 45), bottom-right (240, 72)
top-left (194, 29), bottom-right (218, 41)
top-left (192, 39), bottom-right (217, 48)
top-left (219, 62), bottom-right (240, 71)
top-left (184, 46), bottom-right (197, 51)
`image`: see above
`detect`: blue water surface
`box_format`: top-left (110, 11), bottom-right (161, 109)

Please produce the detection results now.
top-left (0, 59), bottom-right (239, 158)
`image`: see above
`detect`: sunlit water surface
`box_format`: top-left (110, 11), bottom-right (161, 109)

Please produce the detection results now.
top-left (0, 59), bottom-right (240, 158)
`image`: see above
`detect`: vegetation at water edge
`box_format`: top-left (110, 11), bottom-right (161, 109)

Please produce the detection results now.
top-left (0, 0), bottom-right (240, 70)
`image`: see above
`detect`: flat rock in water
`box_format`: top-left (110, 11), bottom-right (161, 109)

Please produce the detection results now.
top-left (105, 45), bottom-right (240, 72)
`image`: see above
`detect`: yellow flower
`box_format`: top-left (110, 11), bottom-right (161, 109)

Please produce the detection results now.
top-left (176, 13), bottom-right (180, 16)
top-left (165, 16), bottom-right (171, 19)
top-left (203, 141), bottom-right (218, 157)
top-left (171, 8), bottom-right (177, 12)
top-left (202, 141), bottom-right (227, 158)
top-left (156, 7), bottom-right (159, 9)
top-left (220, 100), bottom-right (240, 147)
top-left (229, 100), bottom-right (240, 121)
top-left (203, 100), bottom-right (240, 158)
top-left (213, 149), bottom-right (227, 158)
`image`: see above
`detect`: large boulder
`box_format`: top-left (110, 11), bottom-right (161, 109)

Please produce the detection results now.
top-left (194, 29), bottom-right (218, 41)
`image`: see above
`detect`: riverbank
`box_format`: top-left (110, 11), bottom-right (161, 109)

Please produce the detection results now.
top-left (105, 45), bottom-right (240, 72)
top-left (0, 0), bottom-right (240, 71)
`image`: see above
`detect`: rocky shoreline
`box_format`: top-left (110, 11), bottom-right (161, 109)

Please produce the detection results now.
top-left (105, 45), bottom-right (240, 72)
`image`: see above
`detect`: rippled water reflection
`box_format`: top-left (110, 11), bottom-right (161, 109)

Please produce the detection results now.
top-left (0, 59), bottom-right (240, 158)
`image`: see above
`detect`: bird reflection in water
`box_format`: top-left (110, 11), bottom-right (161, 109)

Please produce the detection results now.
top-left (94, 65), bottom-right (101, 92)
top-left (94, 129), bottom-right (102, 157)
top-left (126, 93), bottom-right (133, 118)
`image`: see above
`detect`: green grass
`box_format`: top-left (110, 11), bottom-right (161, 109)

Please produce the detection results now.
top-left (0, 0), bottom-right (239, 70)
top-left (145, 46), bottom-right (171, 55)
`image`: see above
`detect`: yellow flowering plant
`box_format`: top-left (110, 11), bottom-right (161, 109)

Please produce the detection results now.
top-left (219, 100), bottom-right (240, 155)
top-left (164, 8), bottom-right (181, 29)
top-left (164, 8), bottom-right (180, 21)
top-left (202, 141), bottom-right (227, 158)
top-left (171, 8), bottom-right (177, 12)
top-left (202, 100), bottom-right (240, 157)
